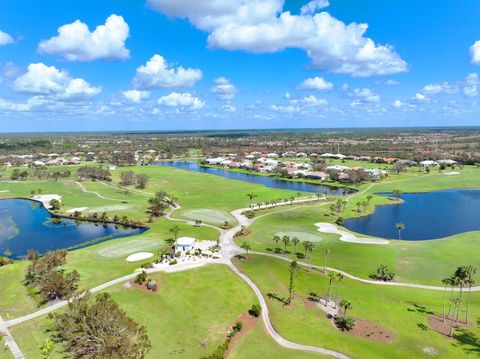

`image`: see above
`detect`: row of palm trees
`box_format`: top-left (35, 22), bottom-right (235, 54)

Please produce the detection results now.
top-left (247, 192), bottom-right (328, 209)
top-left (441, 265), bottom-right (477, 337)
top-left (272, 235), bottom-right (315, 258)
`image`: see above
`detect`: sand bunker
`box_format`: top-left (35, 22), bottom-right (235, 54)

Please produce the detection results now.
top-left (126, 252), bottom-right (154, 262)
top-left (315, 223), bottom-right (389, 244)
top-left (32, 194), bottom-right (62, 209)
top-left (87, 204), bottom-right (129, 212)
top-left (0, 190), bottom-right (10, 193)
top-left (444, 172), bottom-right (460, 175)
top-left (67, 207), bottom-right (88, 213)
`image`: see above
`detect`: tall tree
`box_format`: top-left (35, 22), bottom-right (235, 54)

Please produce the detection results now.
top-left (241, 241), bottom-right (251, 256)
top-left (340, 299), bottom-right (352, 319)
top-left (334, 273), bottom-right (344, 308)
top-left (464, 265), bottom-right (477, 324)
top-left (169, 225), bottom-right (181, 241)
top-left (395, 223), bottom-right (406, 240)
top-left (281, 235), bottom-right (290, 255)
top-left (273, 235), bottom-right (280, 249)
top-left (291, 237), bottom-right (300, 255)
top-left (323, 248), bottom-right (330, 273)
top-left (246, 192), bottom-right (258, 206)
top-left (327, 271), bottom-right (336, 302)
top-left (288, 261), bottom-right (298, 304)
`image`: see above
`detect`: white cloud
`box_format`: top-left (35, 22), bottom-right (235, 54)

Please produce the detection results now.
top-left (300, 0), bottom-right (329, 15)
top-left (270, 104), bottom-right (301, 114)
top-left (211, 77), bottom-right (238, 100)
top-left (411, 92), bottom-right (428, 103)
top-left (0, 30), bottom-right (14, 46)
top-left (298, 76), bottom-right (333, 91)
top-left (422, 82), bottom-right (458, 95)
top-left (220, 104), bottom-right (236, 112)
top-left (464, 73), bottom-right (479, 97)
top-left (123, 90), bottom-right (151, 102)
top-left (350, 88), bottom-right (380, 103)
top-left (393, 99), bottom-right (403, 108)
top-left (290, 95), bottom-right (328, 106)
top-left (134, 54), bottom-right (202, 89)
top-left (470, 40), bottom-right (480, 65)
top-left (148, 0), bottom-right (407, 77)
top-left (157, 92), bottom-right (205, 110)
top-left (14, 63), bottom-right (101, 100)
top-left (38, 14), bottom-right (130, 61)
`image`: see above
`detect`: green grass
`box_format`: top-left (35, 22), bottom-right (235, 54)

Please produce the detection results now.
top-left (10, 264), bottom-right (258, 359)
top-left (234, 255), bottom-right (480, 359)
top-left (0, 217), bottom-right (219, 318)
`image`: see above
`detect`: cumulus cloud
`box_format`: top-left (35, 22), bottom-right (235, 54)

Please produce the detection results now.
top-left (422, 82), bottom-right (458, 95)
top-left (148, 0), bottom-right (407, 77)
top-left (464, 73), bottom-right (479, 97)
top-left (38, 14), bottom-right (130, 61)
top-left (298, 76), bottom-right (333, 91)
top-left (220, 104), bottom-right (236, 112)
top-left (290, 95), bottom-right (328, 106)
top-left (211, 77), bottom-right (238, 100)
top-left (393, 99), bottom-right (403, 108)
top-left (14, 63), bottom-right (101, 100)
top-left (123, 90), bottom-right (150, 102)
top-left (270, 104), bottom-right (301, 114)
top-left (157, 92), bottom-right (205, 110)
top-left (133, 54), bottom-right (202, 89)
top-left (0, 30), bottom-right (14, 46)
top-left (470, 40), bottom-right (480, 65)
top-left (411, 92), bottom-right (429, 103)
top-left (300, 0), bottom-right (329, 15)
top-left (350, 88), bottom-right (379, 103)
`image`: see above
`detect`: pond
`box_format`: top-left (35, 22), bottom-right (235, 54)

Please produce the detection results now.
top-left (0, 199), bottom-right (146, 259)
top-left (343, 189), bottom-right (480, 240)
top-left (157, 161), bottom-right (354, 196)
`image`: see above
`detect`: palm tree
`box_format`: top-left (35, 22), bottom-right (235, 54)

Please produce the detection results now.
top-left (273, 235), bottom-right (280, 249)
top-left (323, 248), bottom-right (330, 273)
top-left (334, 273), bottom-right (344, 308)
top-left (288, 261), bottom-right (298, 304)
top-left (241, 241), bottom-right (251, 257)
top-left (246, 192), bottom-right (258, 205)
top-left (392, 189), bottom-right (402, 201)
top-left (356, 202), bottom-right (362, 213)
top-left (340, 299), bottom-right (352, 319)
top-left (449, 297), bottom-right (462, 337)
top-left (281, 235), bottom-right (290, 255)
top-left (327, 271), bottom-right (336, 302)
top-left (291, 237), bottom-right (300, 254)
top-left (395, 223), bottom-right (406, 240)
top-left (302, 241), bottom-right (314, 258)
top-left (465, 266), bottom-right (477, 324)
top-left (441, 276), bottom-right (453, 322)
top-left (366, 195), bottom-right (373, 205)
top-left (169, 225), bottom-right (181, 240)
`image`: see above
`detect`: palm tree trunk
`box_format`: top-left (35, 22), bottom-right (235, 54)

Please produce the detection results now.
top-left (327, 280), bottom-right (333, 302)
top-left (343, 306), bottom-right (348, 319)
top-left (447, 285), bottom-right (455, 319)
top-left (323, 253), bottom-right (328, 273)
top-left (335, 284), bottom-right (341, 308)
top-left (442, 283), bottom-right (447, 322)
top-left (465, 286), bottom-right (472, 324)
top-left (455, 286), bottom-right (463, 324)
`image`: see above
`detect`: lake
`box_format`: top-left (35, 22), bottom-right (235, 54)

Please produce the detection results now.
top-left (343, 189), bottom-right (480, 240)
top-left (157, 161), bottom-right (354, 196)
top-left (0, 199), bottom-right (146, 259)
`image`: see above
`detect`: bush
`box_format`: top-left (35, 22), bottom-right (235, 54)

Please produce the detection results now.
top-left (232, 321), bottom-right (243, 333)
top-left (169, 260), bottom-right (177, 266)
top-left (371, 264), bottom-right (395, 281)
top-left (135, 271), bottom-right (147, 284)
top-left (249, 304), bottom-right (261, 318)
top-left (242, 210), bottom-right (256, 219)
top-left (336, 317), bottom-right (356, 330)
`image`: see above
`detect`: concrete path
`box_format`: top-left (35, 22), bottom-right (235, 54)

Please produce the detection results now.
top-left (0, 314), bottom-right (23, 359)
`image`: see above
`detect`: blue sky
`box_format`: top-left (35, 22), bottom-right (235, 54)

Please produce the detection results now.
top-left (0, 0), bottom-right (480, 132)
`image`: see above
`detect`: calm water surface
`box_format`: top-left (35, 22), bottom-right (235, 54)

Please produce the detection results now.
top-left (343, 189), bottom-right (480, 240)
top-left (157, 161), bottom-right (354, 196)
top-left (0, 199), bottom-right (145, 259)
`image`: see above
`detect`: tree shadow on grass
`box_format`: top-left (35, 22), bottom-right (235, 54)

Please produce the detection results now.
top-left (267, 292), bottom-right (289, 305)
top-left (407, 303), bottom-right (435, 315)
top-left (453, 329), bottom-right (480, 355)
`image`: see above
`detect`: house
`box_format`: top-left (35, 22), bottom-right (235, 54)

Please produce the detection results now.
top-left (267, 153), bottom-right (279, 158)
top-left (33, 160), bottom-right (46, 167)
top-left (305, 171), bottom-right (329, 180)
top-left (176, 237), bottom-right (196, 253)
top-left (205, 157), bottom-right (225, 165)
top-left (107, 165), bottom-right (117, 171)
top-left (326, 165), bottom-right (350, 172)
top-left (296, 152), bottom-right (308, 158)
top-left (420, 160), bottom-right (439, 167)
top-left (438, 159), bottom-right (457, 165)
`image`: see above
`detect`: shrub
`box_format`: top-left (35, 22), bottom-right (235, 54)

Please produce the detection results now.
top-left (169, 260), bottom-right (178, 265)
top-left (336, 317), bottom-right (356, 330)
top-left (135, 271), bottom-right (147, 284)
top-left (371, 264), bottom-right (395, 281)
top-left (249, 304), bottom-right (261, 317)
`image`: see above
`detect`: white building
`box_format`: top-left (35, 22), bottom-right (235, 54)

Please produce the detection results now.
top-left (176, 237), bottom-right (196, 253)
top-left (420, 160), bottom-right (439, 167)
top-left (205, 157), bottom-right (225, 165)
top-left (438, 159), bottom-right (457, 165)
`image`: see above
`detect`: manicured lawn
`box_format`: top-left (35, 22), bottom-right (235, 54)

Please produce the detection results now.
top-left (10, 265), bottom-right (258, 359)
top-left (234, 255), bottom-right (480, 359)
top-left (0, 217), bottom-right (219, 318)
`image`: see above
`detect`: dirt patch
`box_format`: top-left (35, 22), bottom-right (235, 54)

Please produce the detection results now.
top-left (427, 314), bottom-right (469, 338)
top-left (303, 298), bottom-right (317, 311)
top-left (225, 312), bottom-right (258, 358)
top-left (126, 280), bottom-right (160, 294)
top-left (345, 318), bottom-right (395, 343)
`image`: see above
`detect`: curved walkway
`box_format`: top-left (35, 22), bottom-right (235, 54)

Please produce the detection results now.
top-left (73, 181), bottom-right (123, 201)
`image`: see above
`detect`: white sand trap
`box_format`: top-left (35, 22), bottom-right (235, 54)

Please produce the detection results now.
top-left (314, 223), bottom-right (389, 245)
top-left (276, 231), bottom-right (323, 243)
top-left (182, 208), bottom-right (235, 224)
top-left (444, 172), bottom-right (460, 175)
top-left (87, 204), bottom-right (129, 213)
top-left (32, 194), bottom-right (62, 209)
top-left (0, 190), bottom-right (10, 193)
top-left (126, 252), bottom-right (153, 262)
top-left (67, 207), bottom-right (88, 213)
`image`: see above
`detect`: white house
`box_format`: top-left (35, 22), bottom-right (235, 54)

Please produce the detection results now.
top-left (326, 165), bottom-right (350, 172)
top-left (205, 157), bottom-right (225, 165)
top-left (176, 237), bottom-right (196, 253)
top-left (438, 159), bottom-right (457, 165)
top-left (420, 160), bottom-right (439, 167)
